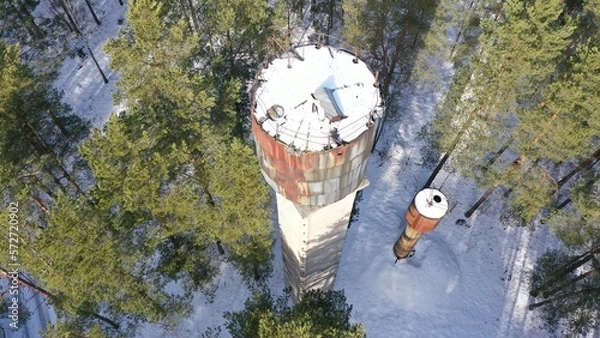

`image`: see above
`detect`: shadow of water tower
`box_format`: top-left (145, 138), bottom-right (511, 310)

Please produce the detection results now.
top-left (250, 42), bottom-right (384, 302)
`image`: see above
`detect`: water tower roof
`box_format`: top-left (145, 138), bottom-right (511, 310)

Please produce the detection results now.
top-left (253, 45), bottom-right (381, 152)
top-left (414, 188), bottom-right (449, 219)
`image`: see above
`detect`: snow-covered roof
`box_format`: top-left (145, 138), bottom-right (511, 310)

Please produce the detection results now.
top-left (414, 188), bottom-right (449, 219)
top-left (253, 45), bottom-right (381, 152)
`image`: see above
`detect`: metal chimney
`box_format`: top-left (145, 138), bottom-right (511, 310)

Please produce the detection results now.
top-left (394, 188), bottom-right (449, 259)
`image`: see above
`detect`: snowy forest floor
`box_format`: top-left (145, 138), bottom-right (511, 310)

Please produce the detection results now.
top-left (10, 0), bottom-right (598, 337)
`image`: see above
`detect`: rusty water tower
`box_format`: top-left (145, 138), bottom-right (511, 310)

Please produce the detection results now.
top-left (394, 188), bottom-right (449, 259)
top-left (250, 43), bottom-right (384, 302)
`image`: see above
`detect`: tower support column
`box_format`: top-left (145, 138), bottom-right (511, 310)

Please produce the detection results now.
top-left (277, 179), bottom-right (369, 302)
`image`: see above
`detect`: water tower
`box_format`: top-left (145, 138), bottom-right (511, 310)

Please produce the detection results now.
top-left (250, 43), bottom-right (384, 302)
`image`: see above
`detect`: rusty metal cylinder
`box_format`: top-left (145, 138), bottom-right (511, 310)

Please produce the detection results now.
top-left (250, 45), bottom-right (384, 207)
top-left (393, 225), bottom-right (422, 259)
top-left (393, 188), bottom-right (449, 259)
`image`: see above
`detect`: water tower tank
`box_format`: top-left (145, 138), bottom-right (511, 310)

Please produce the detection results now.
top-left (250, 43), bottom-right (384, 301)
top-left (251, 44), bottom-right (384, 206)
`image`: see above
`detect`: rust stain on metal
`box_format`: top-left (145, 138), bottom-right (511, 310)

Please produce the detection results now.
top-left (393, 225), bottom-right (422, 259)
top-left (405, 202), bottom-right (442, 233)
top-left (252, 116), bottom-right (377, 206)
top-left (393, 193), bottom-right (448, 259)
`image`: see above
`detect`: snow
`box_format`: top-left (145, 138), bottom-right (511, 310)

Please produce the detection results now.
top-left (10, 0), bottom-right (597, 337)
top-left (51, 0), bottom-right (126, 128)
top-left (414, 188), bottom-right (449, 219)
top-left (0, 275), bottom-right (56, 338)
top-left (254, 45), bottom-right (381, 151)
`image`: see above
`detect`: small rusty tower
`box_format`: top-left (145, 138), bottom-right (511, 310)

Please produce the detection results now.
top-left (394, 188), bottom-right (449, 259)
top-left (250, 43), bottom-right (384, 302)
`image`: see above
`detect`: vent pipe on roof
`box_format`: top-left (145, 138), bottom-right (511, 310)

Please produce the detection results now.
top-left (267, 104), bottom-right (284, 121)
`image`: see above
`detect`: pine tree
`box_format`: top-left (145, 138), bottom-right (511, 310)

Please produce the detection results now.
top-left (101, 0), bottom-right (273, 295)
top-left (523, 2), bottom-right (600, 333)
top-left (343, 0), bottom-right (440, 101)
top-left (0, 0), bottom-right (44, 43)
top-left (225, 289), bottom-right (365, 338)
top-left (207, 139), bottom-right (273, 281)
top-left (479, 0), bottom-right (598, 221)
top-left (428, 0), bottom-right (600, 223)
top-left (43, 319), bottom-right (109, 338)
top-left (0, 41), bottom-right (89, 216)
top-left (453, 0), bottom-right (574, 179)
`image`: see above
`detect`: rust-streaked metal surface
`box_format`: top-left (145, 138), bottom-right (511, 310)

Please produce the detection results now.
top-left (393, 224), bottom-right (422, 259)
top-left (252, 116), bottom-right (378, 206)
top-left (393, 192), bottom-right (449, 259)
top-left (405, 200), bottom-right (443, 233)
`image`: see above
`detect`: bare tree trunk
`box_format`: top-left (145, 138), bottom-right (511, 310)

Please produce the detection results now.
top-left (482, 134), bottom-right (516, 172)
top-left (464, 184), bottom-right (496, 218)
top-left (0, 267), bottom-right (50, 297)
top-left (450, 0), bottom-right (478, 58)
top-left (85, 42), bottom-right (109, 84)
top-left (24, 122), bottom-right (90, 198)
top-left (185, 0), bottom-right (201, 33)
top-left (48, 0), bottom-right (75, 32)
top-left (556, 196), bottom-right (572, 209)
top-left (58, 0), bottom-right (81, 35)
top-left (0, 267), bottom-right (121, 329)
top-left (492, 0), bottom-right (505, 22)
top-left (541, 267), bottom-right (600, 299)
top-left (327, 0), bottom-right (335, 38)
top-left (216, 241), bottom-right (225, 255)
top-left (424, 104), bottom-right (481, 188)
top-left (557, 177), bottom-right (598, 210)
top-left (556, 148), bottom-right (600, 189)
top-left (465, 157), bottom-right (530, 217)
top-left (30, 195), bottom-right (50, 215)
top-left (178, 0), bottom-right (194, 33)
top-left (52, 175), bottom-right (70, 195)
top-left (88, 312), bottom-right (119, 330)
top-left (13, 0), bottom-right (44, 39)
top-left (83, 0), bottom-right (101, 25)
top-left (529, 287), bottom-right (600, 310)
top-left (530, 245), bottom-right (600, 297)
top-left (382, 22), bottom-right (409, 98)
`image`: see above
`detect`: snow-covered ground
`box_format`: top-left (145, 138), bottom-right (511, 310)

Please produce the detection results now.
top-left (52, 0), bottom-right (124, 128)
top-left (0, 275), bottom-right (56, 338)
top-left (335, 83), bottom-right (564, 338)
top-left (10, 0), bottom-right (597, 337)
